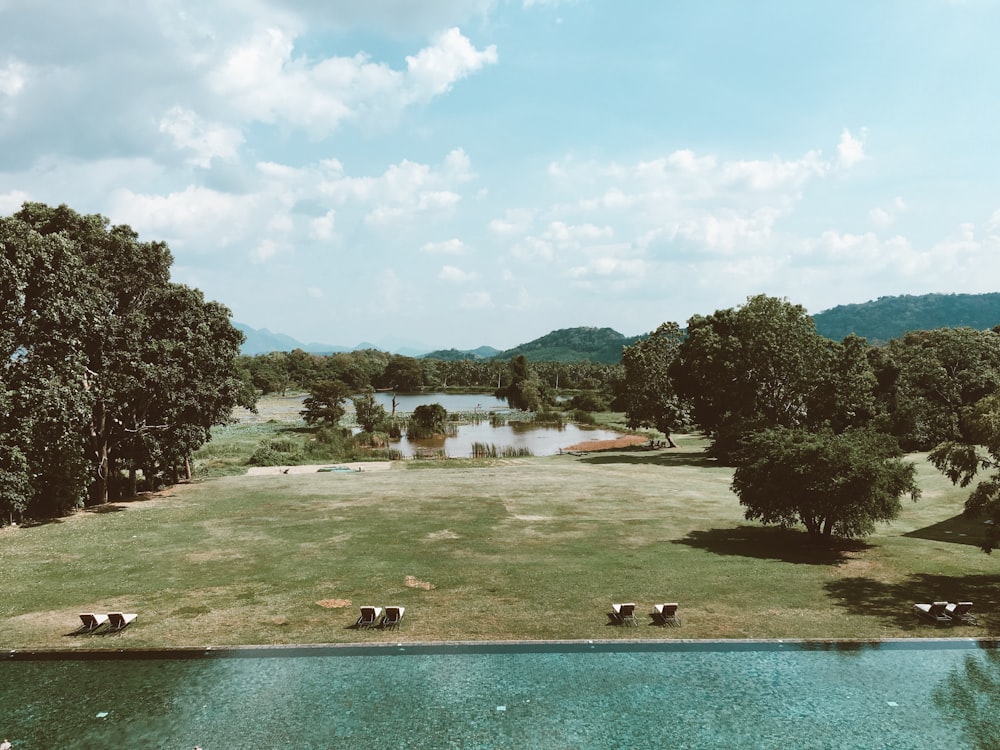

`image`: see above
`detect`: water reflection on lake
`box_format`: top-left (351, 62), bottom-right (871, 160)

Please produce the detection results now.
top-left (369, 391), bottom-right (621, 458)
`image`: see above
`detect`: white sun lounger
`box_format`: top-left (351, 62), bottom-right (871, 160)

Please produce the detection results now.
top-left (107, 612), bottom-right (138, 632)
top-left (356, 606), bottom-right (383, 629)
top-left (78, 613), bottom-right (109, 632)
top-left (382, 606), bottom-right (405, 630)
top-left (652, 603), bottom-right (681, 626)
top-left (610, 602), bottom-right (638, 626)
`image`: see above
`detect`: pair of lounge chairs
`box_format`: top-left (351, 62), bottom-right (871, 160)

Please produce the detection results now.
top-left (608, 602), bottom-right (681, 627)
top-left (356, 605), bottom-right (405, 630)
top-left (912, 601), bottom-right (977, 625)
top-left (77, 612), bottom-right (137, 634)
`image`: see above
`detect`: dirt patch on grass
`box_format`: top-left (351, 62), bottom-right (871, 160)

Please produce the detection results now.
top-left (427, 529), bottom-right (460, 540)
top-left (405, 575), bottom-right (435, 590)
top-left (562, 435), bottom-right (649, 452)
top-left (316, 598), bottom-right (352, 609)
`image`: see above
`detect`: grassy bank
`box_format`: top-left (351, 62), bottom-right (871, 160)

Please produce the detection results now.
top-left (2, 434), bottom-right (998, 649)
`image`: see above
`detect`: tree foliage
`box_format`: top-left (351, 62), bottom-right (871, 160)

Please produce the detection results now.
top-left (497, 355), bottom-right (547, 411)
top-left (352, 388), bottom-right (388, 433)
top-left (300, 379), bottom-right (350, 426)
top-left (929, 392), bottom-right (1000, 551)
top-left (620, 322), bottom-right (690, 444)
top-left (882, 328), bottom-right (1000, 450)
top-left (671, 295), bottom-right (868, 461)
top-left (732, 427), bottom-right (920, 543)
top-left (409, 403), bottom-right (448, 438)
top-left (1, 203), bottom-right (254, 520)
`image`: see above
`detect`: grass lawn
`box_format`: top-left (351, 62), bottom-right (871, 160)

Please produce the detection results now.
top-left (2, 433), bottom-right (998, 650)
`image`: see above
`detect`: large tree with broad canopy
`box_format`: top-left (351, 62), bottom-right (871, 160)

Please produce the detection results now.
top-left (1, 203), bottom-right (255, 519)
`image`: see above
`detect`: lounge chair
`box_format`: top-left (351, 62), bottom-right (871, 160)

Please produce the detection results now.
top-left (77, 613), bottom-right (109, 633)
top-left (356, 606), bottom-right (383, 629)
top-left (382, 606), bottom-right (405, 630)
top-left (912, 602), bottom-right (951, 624)
top-left (652, 603), bottom-right (681, 627)
top-left (107, 612), bottom-right (137, 632)
top-left (610, 602), bottom-right (638, 626)
top-left (945, 601), bottom-right (978, 625)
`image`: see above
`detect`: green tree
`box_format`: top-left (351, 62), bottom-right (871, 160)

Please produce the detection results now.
top-left (497, 355), bottom-right (546, 411)
top-left (2, 202), bottom-right (253, 514)
top-left (671, 295), bottom-right (850, 461)
top-left (353, 388), bottom-right (388, 433)
top-left (928, 392), bottom-right (1000, 551)
top-left (731, 427), bottom-right (920, 544)
top-left (379, 355), bottom-right (425, 391)
top-left (409, 403), bottom-right (448, 438)
top-left (620, 322), bottom-right (689, 446)
top-left (301, 379), bottom-right (350, 426)
top-left (884, 328), bottom-right (1000, 450)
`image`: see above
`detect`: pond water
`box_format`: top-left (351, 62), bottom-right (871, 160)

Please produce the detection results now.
top-left (2, 640), bottom-right (997, 749)
top-left (365, 392), bottom-right (625, 457)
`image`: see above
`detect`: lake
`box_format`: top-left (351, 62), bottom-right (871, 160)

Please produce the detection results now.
top-left (368, 391), bottom-right (626, 457)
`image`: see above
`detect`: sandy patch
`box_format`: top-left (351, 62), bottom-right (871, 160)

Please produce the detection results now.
top-left (405, 575), bottom-right (435, 590)
top-left (316, 598), bottom-right (352, 609)
top-left (562, 435), bottom-right (649, 452)
top-left (246, 462), bottom-right (392, 476)
top-left (427, 529), bottom-right (460, 540)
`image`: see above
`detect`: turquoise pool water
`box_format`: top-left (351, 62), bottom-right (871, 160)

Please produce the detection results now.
top-left (2, 640), bottom-right (999, 749)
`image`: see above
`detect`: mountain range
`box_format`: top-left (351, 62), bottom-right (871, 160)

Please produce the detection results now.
top-left (237, 292), bottom-right (1000, 361)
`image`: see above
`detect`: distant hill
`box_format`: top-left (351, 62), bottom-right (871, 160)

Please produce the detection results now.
top-left (496, 326), bottom-right (644, 364)
top-left (421, 346), bottom-right (501, 361)
top-left (235, 323), bottom-right (351, 355)
top-left (813, 293), bottom-right (1000, 343)
top-left (235, 324), bottom-right (430, 356)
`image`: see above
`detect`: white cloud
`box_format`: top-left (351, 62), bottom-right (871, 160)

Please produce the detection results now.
top-left (0, 189), bottom-right (29, 214)
top-left (251, 238), bottom-right (279, 263)
top-left (0, 60), bottom-right (28, 97)
top-left (422, 238), bottom-right (467, 254)
top-left (489, 208), bottom-right (535, 235)
top-left (159, 106), bottom-right (243, 167)
top-left (309, 210), bottom-right (336, 240)
top-left (869, 196), bottom-right (908, 227)
top-left (207, 26), bottom-right (497, 137)
top-left (439, 264), bottom-right (478, 282)
top-left (319, 151), bottom-right (472, 227)
top-left (459, 290), bottom-right (493, 309)
top-left (110, 185), bottom-right (258, 246)
top-left (837, 128), bottom-right (867, 168)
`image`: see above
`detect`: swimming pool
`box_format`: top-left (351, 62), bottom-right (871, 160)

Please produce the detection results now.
top-left (2, 639), bottom-right (998, 749)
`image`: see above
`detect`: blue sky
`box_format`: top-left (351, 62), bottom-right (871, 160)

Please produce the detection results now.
top-left (2, 0), bottom-right (999, 351)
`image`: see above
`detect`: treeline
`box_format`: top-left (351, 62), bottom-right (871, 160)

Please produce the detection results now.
top-left (1, 204), bottom-right (255, 524)
top-left (620, 295), bottom-right (1000, 548)
top-left (238, 349), bottom-right (623, 407)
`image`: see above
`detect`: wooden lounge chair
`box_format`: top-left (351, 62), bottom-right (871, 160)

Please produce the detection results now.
top-left (912, 602), bottom-right (951, 624)
top-left (652, 603), bottom-right (681, 627)
top-left (107, 612), bottom-right (137, 632)
top-left (945, 601), bottom-right (978, 625)
top-left (382, 606), bottom-right (405, 630)
top-left (610, 603), bottom-right (638, 626)
top-left (356, 606), bottom-right (383, 629)
top-left (77, 613), bottom-right (109, 633)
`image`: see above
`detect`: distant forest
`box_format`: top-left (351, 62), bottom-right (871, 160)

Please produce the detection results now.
top-left (811, 293), bottom-right (1000, 344)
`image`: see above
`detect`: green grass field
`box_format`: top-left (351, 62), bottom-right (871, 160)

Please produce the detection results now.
top-left (2, 432), bottom-right (999, 650)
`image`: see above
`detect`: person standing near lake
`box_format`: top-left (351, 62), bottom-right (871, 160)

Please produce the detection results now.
top-left (1, 738), bottom-right (12, 749)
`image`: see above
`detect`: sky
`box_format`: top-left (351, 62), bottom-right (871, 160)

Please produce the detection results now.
top-left (2, 0), bottom-right (1000, 351)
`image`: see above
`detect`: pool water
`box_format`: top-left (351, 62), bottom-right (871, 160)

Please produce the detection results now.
top-left (2, 640), bottom-right (998, 749)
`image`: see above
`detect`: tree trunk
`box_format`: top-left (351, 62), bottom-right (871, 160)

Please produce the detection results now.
top-left (89, 400), bottom-right (110, 505)
top-left (128, 467), bottom-right (138, 498)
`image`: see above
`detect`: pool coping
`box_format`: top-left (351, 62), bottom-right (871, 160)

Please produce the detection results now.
top-left (5, 637), bottom-right (1000, 661)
